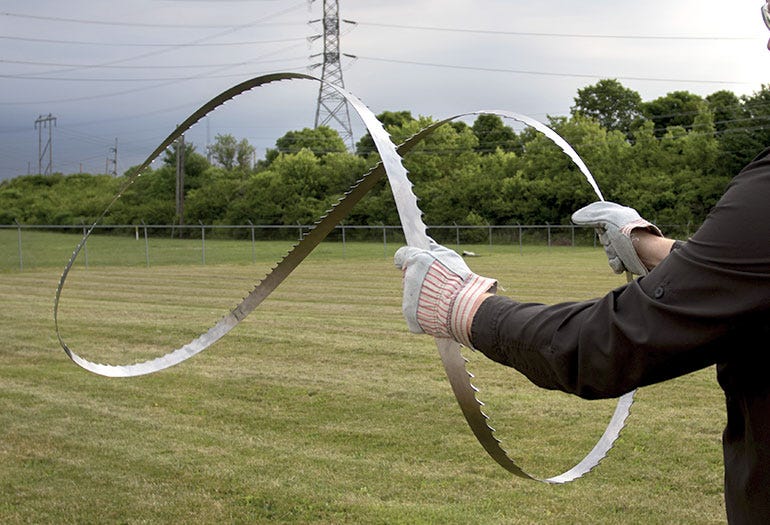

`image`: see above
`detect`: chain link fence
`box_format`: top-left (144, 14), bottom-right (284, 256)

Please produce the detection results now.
top-left (0, 222), bottom-right (695, 271)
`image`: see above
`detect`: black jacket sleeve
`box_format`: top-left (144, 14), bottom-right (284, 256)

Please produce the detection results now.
top-left (470, 147), bottom-right (770, 400)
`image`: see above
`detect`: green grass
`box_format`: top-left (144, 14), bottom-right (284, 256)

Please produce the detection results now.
top-left (0, 233), bottom-right (727, 524)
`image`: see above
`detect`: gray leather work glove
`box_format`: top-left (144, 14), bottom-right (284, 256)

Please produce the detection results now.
top-left (394, 243), bottom-right (497, 348)
top-left (571, 201), bottom-right (662, 276)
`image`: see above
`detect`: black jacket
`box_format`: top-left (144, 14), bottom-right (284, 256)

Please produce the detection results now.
top-left (471, 148), bottom-right (770, 524)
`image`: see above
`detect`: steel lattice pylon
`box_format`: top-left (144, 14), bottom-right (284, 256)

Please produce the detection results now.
top-left (312, 0), bottom-right (354, 149)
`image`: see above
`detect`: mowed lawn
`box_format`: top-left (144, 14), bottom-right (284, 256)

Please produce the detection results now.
top-left (0, 232), bottom-right (726, 524)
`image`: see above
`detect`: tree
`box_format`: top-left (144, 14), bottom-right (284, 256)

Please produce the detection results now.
top-left (235, 138), bottom-right (255, 171)
top-left (741, 85), bottom-right (770, 160)
top-left (642, 91), bottom-right (705, 137)
top-left (471, 114), bottom-right (518, 154)
top-left (162, 140), bottom-right (195, 167)
top-left (355, 111), bottom-right (416, 156)
top-left (570, 79), bottom-right (644, 136)
top-left (210, 134), bottom-right (238, 170)
top-left (5, 83), bottom-right (765, 231)
top-left (226, 147), bottom-right (367, 226)
top-left (706, 90), bottom-right (743, 133)
top-left (272, 126), bottom-right (347, 156)
top-left (208, 133), bottom-right (256, 172)
top-left (704, 90), bottom-right (752, 179)
top-left (159, 139), bottom-right (210, 200)
top-left (113, 165), bottom-right (176, 224)
top-left (183, 167), bottom-right (242, 224)
top-left (0, 173), bottom-right (121, 224)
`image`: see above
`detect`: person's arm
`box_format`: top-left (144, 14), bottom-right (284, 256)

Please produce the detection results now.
top-left (470, 155), bottom-right (770, 398)
top-left (465, 205), bottom-right (694, 398)
top-left (393, 207), bottom-right (693, 398)
top-left (469, 222), bottom-right (681, 326)
top-left (630, 229), bottom-right (677, 270)
top-left (397, 153), bottom-right (770, 399)
top-left (571, 201), bottom-right (667, 276)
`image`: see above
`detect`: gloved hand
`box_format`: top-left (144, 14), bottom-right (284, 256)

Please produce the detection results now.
top-left (394, 243), bottom-right (497, 348)
top-left (571, 201), bottom-right (662, 276)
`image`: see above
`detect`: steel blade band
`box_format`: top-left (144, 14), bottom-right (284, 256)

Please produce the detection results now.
top-left (380, 110), bottom-right (634, 482)
top-left (55, 73), bottom-right (633, 482)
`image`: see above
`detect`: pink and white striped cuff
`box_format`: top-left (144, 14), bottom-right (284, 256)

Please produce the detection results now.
top-left (415, 261), bottom-right (464, 338)
top-left (449, 274), bottom-right (497, 348)
top-left (620, 219), bottom-right (662, 237)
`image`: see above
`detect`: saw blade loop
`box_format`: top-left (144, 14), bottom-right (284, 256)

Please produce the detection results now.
top-left (55, 73), bottom-right (633, 482)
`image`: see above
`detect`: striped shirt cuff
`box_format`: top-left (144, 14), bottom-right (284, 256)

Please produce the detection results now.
top-left (415, 260), bottom-right (464, 338)
top-left (449, 275), bottom-right (497, 348)
top-left (620, 219), bottom-right (662, 237)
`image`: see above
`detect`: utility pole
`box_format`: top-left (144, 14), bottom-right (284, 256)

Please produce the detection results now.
top-left (205, 117), bottom-right (212, 163)
top-left (175, 134), bottom-right (186, 229)
top-left (34, 113), bottom-right (56, 175)
top-left (107, 138), bottom-right (118, 176)
top-left (310, 0), bottom-right (354, 149)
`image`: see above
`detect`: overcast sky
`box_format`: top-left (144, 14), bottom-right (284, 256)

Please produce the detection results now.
top-left (1, 0), bottom-right (767, 180)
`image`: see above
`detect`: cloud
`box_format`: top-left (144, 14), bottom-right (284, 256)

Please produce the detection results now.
top-left (0, 0), bottom-right (766, 180)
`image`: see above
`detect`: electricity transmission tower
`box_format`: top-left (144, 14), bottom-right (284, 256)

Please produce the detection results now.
top-left (34, 113), bottom-right (56, 175)
top-left (106, 138), bottom-right (118, 176)
top-left (311, 0), bottom-right (354, 149)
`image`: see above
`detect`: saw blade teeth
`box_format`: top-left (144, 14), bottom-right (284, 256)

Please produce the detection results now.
top-left (56, 74), bottom-right (634, 484)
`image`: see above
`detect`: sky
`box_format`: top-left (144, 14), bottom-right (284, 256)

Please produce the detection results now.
top-left (1, 0), bottom-right (768, 181)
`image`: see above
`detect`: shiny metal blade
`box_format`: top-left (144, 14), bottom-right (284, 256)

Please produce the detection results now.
top-left (55, 75), bottom-right (632, 484)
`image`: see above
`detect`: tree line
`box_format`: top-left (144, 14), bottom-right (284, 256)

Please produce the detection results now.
top-left (2, 79), bottom-right (769, 231)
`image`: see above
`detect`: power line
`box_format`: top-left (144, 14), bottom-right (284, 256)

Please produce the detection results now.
top-left (0, 10), bottom-right (302, 29)
top-left (0, 67), bottom-right (308, 82)
top-left (0, 40), bottom-right (310, 104)
top-left (0, 61), bottom-right (311, 81)
top-left (3, 11), bottom-right (754, 41)
top-left (19, 2), bottom-right (307, 77)
top-left (0, 55), bottom-right (308, 73)
top-left (0, 34), bottom-right (307, 47)
top-left (353, 20), bottom-right (755, 41)
top-left (344, 54), bottom-right (756, 86)
top-left (0, 65), bottom-right (307, 102)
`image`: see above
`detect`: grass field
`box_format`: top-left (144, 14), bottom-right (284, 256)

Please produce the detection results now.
top-left (0, 231), bottom-right (727, 524)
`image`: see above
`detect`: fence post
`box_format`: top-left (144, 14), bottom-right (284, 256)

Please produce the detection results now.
top-left (546, 222), bottom-right (551, 248)
top-left (142, 221), bottom-right (150, 267)
top-left (381, 223), bottom-right (387, 259)
top-left (82, 226), bottom-right (89, 269)
top-left (247, 220), bottom-right (256, 263)
top-left (341, 223), bottom-right (346, 259)
top-left (199, 221), bottom-right (206, 265)
top-left (488, 222), bottom-right (492, 249)
top-left (14, 219), bottom-right (23, 271)
top-left (454, 222), bottom-right (459, 249)
top-left (518, 223), bottom-right (523, 255)
top-left (297, 221), bottom-right (303, 241)
top-left (571, 224), bottom-right (575, 247)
